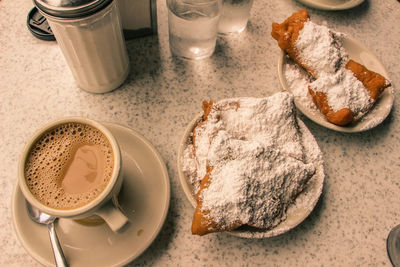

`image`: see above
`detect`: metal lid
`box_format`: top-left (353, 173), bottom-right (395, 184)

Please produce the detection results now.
top-left (27, 7), bottom-right (55, 41)
top-left (33, 0), bottom-right (113, 18)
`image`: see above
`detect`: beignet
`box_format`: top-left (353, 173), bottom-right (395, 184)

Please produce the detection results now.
top-left (272, 10), bottom-right (391, 126)
top-left (188, 92), bottom-right (317, 236)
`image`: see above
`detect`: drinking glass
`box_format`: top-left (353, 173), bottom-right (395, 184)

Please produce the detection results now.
top-left (167, 0), bottom-right (222, 60)
top-left (218, 0), bottom-right (254, 35)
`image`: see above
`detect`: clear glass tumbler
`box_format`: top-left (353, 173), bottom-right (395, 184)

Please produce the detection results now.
top-left (167, 0), bottom-right (222, 60)
top-left (218, 0), bottom-right (254, 35)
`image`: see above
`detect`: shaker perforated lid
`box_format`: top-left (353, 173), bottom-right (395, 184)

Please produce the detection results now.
top-left (34, 0), bottom-right (113, 18)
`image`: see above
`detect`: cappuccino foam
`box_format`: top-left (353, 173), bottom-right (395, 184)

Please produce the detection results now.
top-left (25, 122), bottom-right (114, 210)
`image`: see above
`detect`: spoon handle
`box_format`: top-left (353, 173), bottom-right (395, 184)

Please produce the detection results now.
top-left (47, 222), bottom-right (68, 267)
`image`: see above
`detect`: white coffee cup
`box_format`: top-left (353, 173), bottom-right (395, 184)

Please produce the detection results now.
top-left (18, 117), bottom-right (128, 232)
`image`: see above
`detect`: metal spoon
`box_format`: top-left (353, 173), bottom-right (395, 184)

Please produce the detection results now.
top-left (387, 224), bottom-right (400, 267)
top-left (26, 201), bottom-right (68, 267)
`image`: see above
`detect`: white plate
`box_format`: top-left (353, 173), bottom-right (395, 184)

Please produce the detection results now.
top-left (177, 113), bottom-right (325, 239)
top-left (12, 122), bottom-right (170, 267)
top-left (296, 0), bottom-right (364, 10)
top-left (278, 35), bottom-right (394, 133)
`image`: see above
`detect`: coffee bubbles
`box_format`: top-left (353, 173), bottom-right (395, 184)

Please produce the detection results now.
top-left (24, 122), bottom-right (114, 210)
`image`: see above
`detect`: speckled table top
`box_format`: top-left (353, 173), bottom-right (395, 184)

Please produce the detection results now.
top-left (1, 0), bottom-right (400, 266)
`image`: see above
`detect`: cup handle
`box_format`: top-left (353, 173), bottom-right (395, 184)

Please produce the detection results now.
top-left (94, 201), bottom-right (128, 232)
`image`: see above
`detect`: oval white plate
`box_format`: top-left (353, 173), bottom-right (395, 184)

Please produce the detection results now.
top-left (296, 0), bottom-right (364, 10)
top-left (278, 35), bottom-right (394, 133)
top-left (177, 113), bottom-right (325, 239)
top-left (12, 122), bottom-right (170, 267)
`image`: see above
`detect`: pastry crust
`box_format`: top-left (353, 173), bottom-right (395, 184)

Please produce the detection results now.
top-left (191, 101), bottom-right (243, 235)
top-left (191, 166), bottom-right (242, 235)
top-left (271, 10), bottom-right (316, 77)
top-left (307, 87), bottom-right (354, 126)
top-left (191, 101), bottom-right (241, 235)
top-left (308, 60), bottom-right (390, 125)
top-left (271, 10), bottom-right (391, 126)
top-left (345, 60), bottom-right (389, 101)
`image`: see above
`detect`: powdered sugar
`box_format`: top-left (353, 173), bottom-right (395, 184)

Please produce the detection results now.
top-left (282, 53), bottom-right (392, 132)
top-left (295, 20), bottom-right (348, 76)
top-left (181, 144), bottom-right (199, 191)
top-left (291, 20), bottom-right (374, 119)
top-left (310, 68), bottom-right (373, 117)
top-left (182, 92), bottom-right (320, 230)
top-left (284, 60), bottom-right (319, 112)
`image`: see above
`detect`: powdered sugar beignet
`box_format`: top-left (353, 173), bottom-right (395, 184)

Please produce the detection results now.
top-left (187, 92), bottom-right (317, 236)
top-left (272, 10), bottom-right (391, 126)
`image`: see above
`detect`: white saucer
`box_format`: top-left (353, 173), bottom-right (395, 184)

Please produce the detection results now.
top-left (177, 113), bottom-right (324, 239)
top-left (278, 35), bottom-right (394, 133)
top-left (12, 122), bottom-right (170, 267)
top-left (296, 0), bottom-right (364, 10)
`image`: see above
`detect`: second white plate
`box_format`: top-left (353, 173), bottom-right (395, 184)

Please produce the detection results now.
top-left (278, 35), bottom-right (394, 133)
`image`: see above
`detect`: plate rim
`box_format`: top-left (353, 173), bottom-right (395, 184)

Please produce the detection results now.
top-left (177, 111), bottom-right (325, 239)
top-left (11, 122), bottom-right (171, 267)
top-left (296, 0), bottom-right (365, 10)
top-left (278, 35), bottom-right (394, 133)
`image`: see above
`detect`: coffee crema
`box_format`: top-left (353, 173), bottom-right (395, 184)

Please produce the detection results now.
top-left (25, 122), bottom-right (114, 210)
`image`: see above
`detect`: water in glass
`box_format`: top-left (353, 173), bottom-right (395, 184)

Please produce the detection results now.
top-left (167, 0), bottom-right (221, 60)
top-left (218, 0), bottom-right (253, 34)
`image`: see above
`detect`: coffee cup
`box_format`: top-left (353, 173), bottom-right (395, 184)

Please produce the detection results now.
top-left (18, 117), bottom-right (128, 232)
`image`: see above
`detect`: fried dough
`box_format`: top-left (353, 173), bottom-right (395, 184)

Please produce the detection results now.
top-left (271, 10), bottom-right (391, 126)
top-left (191, 101), bottom-right (243, 236)
top-left (308, 60), bottom-right (390, 125)
top-left (271, 10), bottom-right (315, 76)
top-left (191, 166), bottom-right (242, 235)
top-left (189, 93), bottom-right (316, 236)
